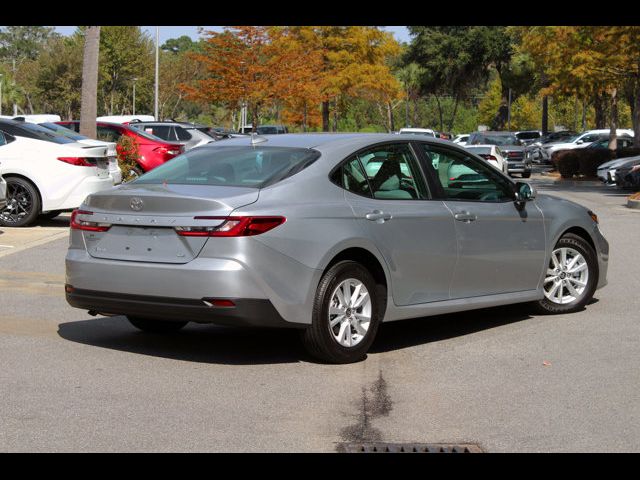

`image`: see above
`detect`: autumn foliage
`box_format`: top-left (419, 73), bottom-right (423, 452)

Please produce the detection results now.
top-left (179, 26), bottom-right (403, 132)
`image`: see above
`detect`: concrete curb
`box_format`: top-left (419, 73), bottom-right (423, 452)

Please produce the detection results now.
top-left (627, 198), bottom-right (640, 210)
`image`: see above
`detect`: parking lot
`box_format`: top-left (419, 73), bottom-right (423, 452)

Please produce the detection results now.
top-left (1, 174), bottom-right (639, 452)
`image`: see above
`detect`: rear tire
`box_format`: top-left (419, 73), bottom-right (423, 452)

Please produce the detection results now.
top-left (0, 177), bottom-right (41, 227)
top-left (534, 233), bottom-right (598, 314)
top-left (126, 316), bottom-right (188, 333)
top-left (522, 172), bottom-right (531, 179)
top-left (301, 261), bottom-right (382, 364)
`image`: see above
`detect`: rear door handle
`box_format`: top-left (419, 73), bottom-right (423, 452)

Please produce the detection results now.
top-left (454, 212), bottom-right (477, 223)
top-left (365, 210), bottom-right (392, 222)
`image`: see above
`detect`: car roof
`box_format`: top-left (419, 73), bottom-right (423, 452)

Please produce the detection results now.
top-left (204, 133), bottom-right (457, 150)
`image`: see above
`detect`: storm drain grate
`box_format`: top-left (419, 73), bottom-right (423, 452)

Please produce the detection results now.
top-left (338, 443), bottom-right (484, 453)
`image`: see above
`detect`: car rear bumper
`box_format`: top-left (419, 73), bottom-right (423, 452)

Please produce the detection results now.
top-left (507, 161), bottom-right (532, 173)
top-left (65, 287), bottom-right (304, 328)
top-left (48, 176), bottom-right (115, 211)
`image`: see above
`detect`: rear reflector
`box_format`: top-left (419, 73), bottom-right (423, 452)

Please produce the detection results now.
top-left (203, 299), bottom-right (236, 308)
top-left (70, 209), bottom-right (111, 232)
top-left (175, 216), bottom-right (286, 237)
top-left (58, 157), bottom-right (96, 167)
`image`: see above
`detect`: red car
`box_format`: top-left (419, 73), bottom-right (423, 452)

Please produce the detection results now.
top-left (55, 121), bottom-right (184, 174)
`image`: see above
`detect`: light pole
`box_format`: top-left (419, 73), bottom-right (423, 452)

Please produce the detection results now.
top-left (154, 26), bottom-right (159, 120)
top-left (0, 74), bottom-right (3, 116)
top-left (132, 77), bottom-right (138, 116)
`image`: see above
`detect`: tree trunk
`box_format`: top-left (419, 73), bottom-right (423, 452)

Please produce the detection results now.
top-left (80, 26), bottom-right (100, 139)
top-left (251, 103), bottom-right (259, 133)
top-left (386, 102), bottom-right (395, 133)
top-left (609, 87), bottom-right (618, 151)
top-left (594, 91), bottom-right (608, 129)
top-left (322, 101), bottom-right (330, 132)
top-left (541, 95), bottom-right (549, 135)
top-left (582, 99), bottom-right (587, 131)
top-left (633, 85), bottom-right (640, 148)
top-left (332, 100), bottom-right (338, 132)
top-left (434, 95), bottom-right (444, 132)
top-left (448, 93), bottom-right (460, 132)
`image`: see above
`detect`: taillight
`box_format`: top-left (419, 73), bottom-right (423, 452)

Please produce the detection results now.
top-left (507, 151), bottom-right (521, 158)
top-left (70, 209), bottom-right (111, 232)
top-left (58, 157), bottom-right (95, 167)
top-left (154, 145), bottom-right (182, 156)
top-left (480, 154), bottom-right (498, 161)
top-left (175, 216), bottom-right (286, 237)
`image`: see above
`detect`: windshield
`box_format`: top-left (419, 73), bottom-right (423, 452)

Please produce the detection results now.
top-left (19, 122), bottom-right (76, 144)
top-left (517, 132), bottom-right (540, 140)
top-left (133, 146), bottom-right (320, 188)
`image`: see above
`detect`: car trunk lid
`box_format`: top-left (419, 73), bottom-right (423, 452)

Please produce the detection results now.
top-left (81, 184), bottom-right (259, 264)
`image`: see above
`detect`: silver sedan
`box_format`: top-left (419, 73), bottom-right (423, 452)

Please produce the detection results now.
top-left (65, 134), bottom-right (609, 363)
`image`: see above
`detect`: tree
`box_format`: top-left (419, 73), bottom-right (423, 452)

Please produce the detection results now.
top-left (406, 26), bottom-right (494, 131)
top-left (80, 27), bottom-right (100, 139)
top-left (98, 26), bottom-right (155, 116)
top-left (0, 26), bottom-right (57, 62)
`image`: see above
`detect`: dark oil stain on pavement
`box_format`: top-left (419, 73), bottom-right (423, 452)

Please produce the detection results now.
top-left (339, 370), bottom-right (392, 444)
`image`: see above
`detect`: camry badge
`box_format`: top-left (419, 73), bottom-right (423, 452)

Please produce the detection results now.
top-left (130, 197), bottom-right (144, 211)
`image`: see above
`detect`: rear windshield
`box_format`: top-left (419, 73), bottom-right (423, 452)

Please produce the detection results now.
top-left (18, 122), bottom-right (76, 144)
top-left (133, 146), bottom-right (320, 188)
top-left (466, 146), bottom-right (491, 155)
top-left (472, 134), bottom-right (518, 146)
top-left (40, 122), bottom-right (89, 140)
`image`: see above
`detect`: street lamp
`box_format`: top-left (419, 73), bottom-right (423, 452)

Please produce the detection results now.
top-left (0, 74), bottom-right (3, 116)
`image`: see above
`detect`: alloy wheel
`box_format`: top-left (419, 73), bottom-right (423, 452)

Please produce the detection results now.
top-left (328, 278), bottom-right (372, 347)
top-left (0, 182), bottom-right (33, 225)
top-left (543, 247), bottom-right (589, 305)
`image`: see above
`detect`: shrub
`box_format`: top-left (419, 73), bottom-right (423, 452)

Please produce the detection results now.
top-left (555, 150), bottom-right (580, 178)
top-left (116, 135), bottom-right (141, 182)
top-left (555, 148), bottom-right (614, 178)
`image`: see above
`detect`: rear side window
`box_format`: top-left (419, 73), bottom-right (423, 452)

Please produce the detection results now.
top-left (134, 146), bottom-right (320, 188)
top-left (175, 127), bottom-right (193, 141)
top-left (331, 156), bottom-right (372, 197)
top-left (143, 125), bottom-right (172, 140)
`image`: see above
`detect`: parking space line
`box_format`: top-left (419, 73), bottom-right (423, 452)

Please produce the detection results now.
top-left (0, 231), bottom-right (69, 258)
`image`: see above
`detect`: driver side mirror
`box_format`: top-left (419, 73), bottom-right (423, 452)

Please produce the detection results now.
top-left (576, 139), bottom-right (584, 144)
top-left (514, 181), bottom-right (536, 206)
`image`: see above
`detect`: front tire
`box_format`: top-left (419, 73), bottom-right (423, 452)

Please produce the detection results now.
top-left (301, 261), bottom-right (382, 364)
top-left (126, 316), bottom-right (188, 333)
top-left (0, 177), bottom-right (41, 227)
top-left (534, 233), bottom-right (598, 314)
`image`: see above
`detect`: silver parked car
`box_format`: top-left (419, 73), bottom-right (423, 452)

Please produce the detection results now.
top-left (65, 134), bottom-right (609, 363)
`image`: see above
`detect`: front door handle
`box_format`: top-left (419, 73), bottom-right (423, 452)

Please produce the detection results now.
top-left (365, 210), bottom-right (392, 223)
top-left (454, 212), bottom-right (477, 223)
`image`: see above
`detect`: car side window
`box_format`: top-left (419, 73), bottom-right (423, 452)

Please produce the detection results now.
top-left (97, 126), bottom-right (122, 143)
top-left (356, 144), bottom-right (429, 200)
top-left (418, 145), bottom-right (515, 202)
top-left (0, 131), bottom-right (6, 146)
top-left (332, 156), bottom-right (373, 198)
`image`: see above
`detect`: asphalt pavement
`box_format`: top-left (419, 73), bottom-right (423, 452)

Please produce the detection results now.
top-left (1, 176), bottom-right (639, 452)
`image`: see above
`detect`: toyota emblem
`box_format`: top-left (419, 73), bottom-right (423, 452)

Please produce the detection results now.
top-left (130, 197), bottom-right (144, 211)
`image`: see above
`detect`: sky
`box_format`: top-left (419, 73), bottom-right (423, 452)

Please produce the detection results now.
top-left (53, 26), bottom-right (411, 45)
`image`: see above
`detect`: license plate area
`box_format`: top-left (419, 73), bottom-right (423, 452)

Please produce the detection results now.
top-left (86, 226), bottom-right (207, 263)
top-left (96, 158), bottom-right (110, 178)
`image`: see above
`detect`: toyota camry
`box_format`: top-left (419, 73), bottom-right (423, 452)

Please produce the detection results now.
top-left (65, 134), bottom-right (609, 363)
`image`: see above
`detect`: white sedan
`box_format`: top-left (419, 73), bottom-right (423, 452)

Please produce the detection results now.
top-left (464, 144), bottom-right (508, 173)
top-left (0, 130), bottom-right (115, 227)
